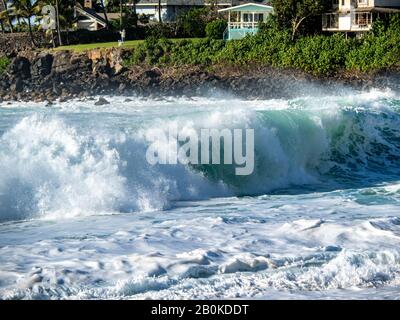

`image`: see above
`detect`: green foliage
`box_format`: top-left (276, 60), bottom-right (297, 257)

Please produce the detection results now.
top-left (271, 0), bottom-right (330, 39)
top-left (123, 17), bottom-right (400, 75)
top-left (287, 34), bottom-right (355, 75)
top-left (0, 56), bottom-right (10, 75)
top-left (146, 23), bottom-right (176, 39)
top-left (124, 38), bottom-right (225, 66)
top-left (346, 14), bottom-right (400, 72)
top-left (177, 8), bottom-right (213, 38)
top-left (109, 12), bottom-right (138, 31)
top-left (205, 19), bottom-right (227, 40)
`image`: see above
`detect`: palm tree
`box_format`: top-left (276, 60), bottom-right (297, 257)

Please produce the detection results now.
top-left (1, 0), bottom-right (14, 32)
top-left (56, 0), bottom-right (76, 45)
top-left (55, 0), bottom-right (62, 45)
top-left (11, 0), bottom-right (40, 45)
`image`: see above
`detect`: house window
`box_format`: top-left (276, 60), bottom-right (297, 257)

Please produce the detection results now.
top-left (243, 13), bottom-right (253, 22)
top-left (254, 14), bottom-right (264, 22)
top-left (323, 13), bottom-right (339, 29)
top-left (353, 12), bottom-right (372, 27)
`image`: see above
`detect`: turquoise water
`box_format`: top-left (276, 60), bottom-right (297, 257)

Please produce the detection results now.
top-left (0, 89), bottom-right (400, 299)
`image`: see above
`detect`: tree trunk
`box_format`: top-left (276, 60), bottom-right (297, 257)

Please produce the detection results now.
top-left (1, 0), bottom-right (13, 33)
top-left (27, 17), bottom-right (36, 47)
top-left (291, 16), bottom-right (307, 41)
top-left (133, 0), bottom-right (137, 26)
top-left (55, 0), bottom-right (63, 46)
top-left (120, 0), bottom-right (123, 31)
top-left (0, 20), bottom-right (4, 33)
top-left (51, 29), bottom-right (56, 48)
top-left (100, 0), bottom-right (110, 29)
top-left (158, 0), bottom-right (162, 23)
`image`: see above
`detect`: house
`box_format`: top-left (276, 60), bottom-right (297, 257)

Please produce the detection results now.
top-left (129, 0), bottom-right (243, 22)
top-left (322, 0), bottom-right (400, 33)
top-left (75, 1), bottom-right (123, 31)
top-left (75, 1), bottom-right (108, 31)
top-left (218, 3), bottom-right (273, 40)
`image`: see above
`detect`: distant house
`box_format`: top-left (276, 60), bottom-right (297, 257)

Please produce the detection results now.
top-left (129, 0), bottom-right (243, 22)
top-left (218, 3), bottom-right (273, 40)
top-left (75, 1), bottom-right (108, 31)
top-left (322, 0), bottom-right (400, 34)
top-left (75, 0), bottom-right (124, 31)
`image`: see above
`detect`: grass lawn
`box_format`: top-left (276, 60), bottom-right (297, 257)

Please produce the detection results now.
top-left (54, 40), bottom-right (145, 52)
top-left (54, 38), bottom-right (203, 52)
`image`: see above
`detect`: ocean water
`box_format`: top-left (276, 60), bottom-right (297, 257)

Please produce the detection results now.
top-left (0, 88), bottom-right (400, 300)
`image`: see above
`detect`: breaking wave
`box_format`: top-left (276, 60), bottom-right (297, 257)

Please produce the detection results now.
top-left (1, 91), bottom-right (400, 221)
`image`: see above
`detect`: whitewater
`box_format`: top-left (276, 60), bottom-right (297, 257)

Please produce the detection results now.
top-left (0, 87), bottom-right (400, 299)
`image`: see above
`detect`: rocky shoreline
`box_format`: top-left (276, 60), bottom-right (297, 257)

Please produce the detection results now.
top-left (1, 48), bottom-right (400, 103)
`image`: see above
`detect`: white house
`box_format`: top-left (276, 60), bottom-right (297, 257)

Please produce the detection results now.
top-left (75, 1), bottom-right (108, 31)
top-left (75, 1), bottom-right (123, 31)
top-left (130, 0), bottom-right (242, 22)
top-left (218, 3), bottom-right (273, 40)
top-left (322, 0), bottom-right (400, 33)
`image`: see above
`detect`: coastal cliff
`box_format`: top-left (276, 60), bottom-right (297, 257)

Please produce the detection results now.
top-left (1, 47), bottom-right (400, 103)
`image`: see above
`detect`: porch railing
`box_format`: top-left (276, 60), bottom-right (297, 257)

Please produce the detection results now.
top-left (228, 22), bottom-right (259, 29)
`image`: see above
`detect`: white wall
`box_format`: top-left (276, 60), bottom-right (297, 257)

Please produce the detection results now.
top-left (339, 14), bottom-right (351, 30)
top-left (136, 6), bottom-right (169, 21)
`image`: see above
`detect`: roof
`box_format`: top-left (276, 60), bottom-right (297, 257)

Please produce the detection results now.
top-left (98, 12), bottom-right (122, 20)
top-left (218, 3), bottom-right (273, 13)
top-left (75, 5), bottom-right (107, 26)
top-left (372, 7), bottom-right (400, 13)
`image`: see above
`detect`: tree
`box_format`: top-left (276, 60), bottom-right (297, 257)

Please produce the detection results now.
top-left (271, 0), bottom-right (330, 40)
top-left (177, 8), bottom-right (212, 38)
top-left (12, 0), bottom-right (41, 45)
top-left (55, 0), bottom-right (62, 45)
top-left (1, 0), bottom-right (14, 32)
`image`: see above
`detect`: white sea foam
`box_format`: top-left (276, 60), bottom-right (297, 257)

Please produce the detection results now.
top-left (1, 90), bottom-right (400, 299)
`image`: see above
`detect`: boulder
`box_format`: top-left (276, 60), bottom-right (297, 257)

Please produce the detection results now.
top-left (9, 57), bottom-right (31, 79)
top-left (31, 54), bottom-right (53, 77)
top-left (94, 97), bottom-right (110, 106)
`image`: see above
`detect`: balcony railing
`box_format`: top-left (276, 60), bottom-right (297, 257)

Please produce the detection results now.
top-left (228, 22), bottom-right (259, 29)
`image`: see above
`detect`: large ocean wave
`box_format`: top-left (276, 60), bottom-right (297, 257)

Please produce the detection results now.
top-left (0, 90), bottom-right (399, 221)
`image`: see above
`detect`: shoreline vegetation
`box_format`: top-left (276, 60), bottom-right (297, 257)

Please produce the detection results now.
top-left (1, 11), bottom-right (400, 102)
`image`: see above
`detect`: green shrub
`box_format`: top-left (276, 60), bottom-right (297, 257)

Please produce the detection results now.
top-left (205, 19), bottom-right (228, 39)
top-left (123, 17), bottom-right (400, 75)
top-left (0, 57), bottom-right (10, 75)
top-left (177, 8), bottom-right (212, 38)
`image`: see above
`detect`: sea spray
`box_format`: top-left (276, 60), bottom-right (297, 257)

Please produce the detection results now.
top-left (1, 90), bottom-right (400, 299)
top-left (0, 91), bottom-right (399, 221)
